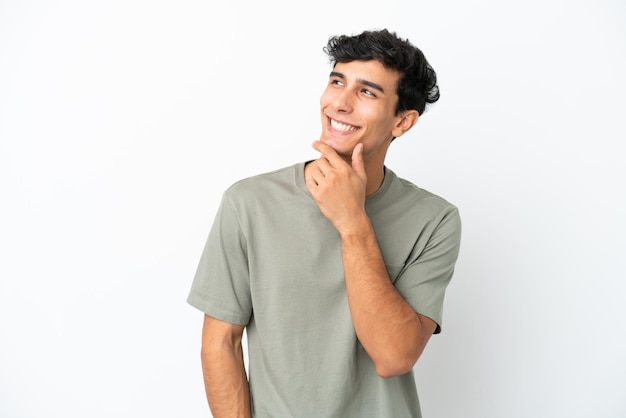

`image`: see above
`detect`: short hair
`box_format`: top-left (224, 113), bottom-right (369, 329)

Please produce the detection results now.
top-left (323, 29), bottom-right (440, 116)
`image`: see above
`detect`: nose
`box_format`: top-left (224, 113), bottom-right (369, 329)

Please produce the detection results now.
top-left (332, 89), bottom-right (353, 113)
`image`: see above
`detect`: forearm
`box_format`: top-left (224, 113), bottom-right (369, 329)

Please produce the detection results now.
top-left (201, 330), bottom-right (251, 417)
top-left (341, 215), bottom-right (432, 378)
top-left (202, 315), bottom-right (251, 418)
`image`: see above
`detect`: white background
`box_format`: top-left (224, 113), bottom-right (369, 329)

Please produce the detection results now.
top-left (1, 1), bottom-right (625, 417)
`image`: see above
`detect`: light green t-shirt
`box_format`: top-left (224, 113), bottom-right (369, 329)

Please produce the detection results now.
top-left (188, 162), bottom-right (462, 418)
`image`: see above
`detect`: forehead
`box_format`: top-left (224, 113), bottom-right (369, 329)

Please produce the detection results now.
top-left (332, 60), bottom-right (401, 92)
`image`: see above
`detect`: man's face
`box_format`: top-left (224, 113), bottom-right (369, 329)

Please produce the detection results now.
top-left (319, 60), bottom-right (404, 163)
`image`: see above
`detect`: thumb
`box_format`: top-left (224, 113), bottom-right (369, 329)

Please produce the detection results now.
top-left (351, 143), bottom-right (366, 181)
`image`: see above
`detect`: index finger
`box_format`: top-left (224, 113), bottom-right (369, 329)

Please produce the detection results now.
top-left (312, 140), bottom-right (343, 166)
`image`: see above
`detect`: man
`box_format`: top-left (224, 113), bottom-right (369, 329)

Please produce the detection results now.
top-left (188, 28), bottom-right (462, 417)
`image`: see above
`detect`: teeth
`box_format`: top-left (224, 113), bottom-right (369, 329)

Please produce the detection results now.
top-left (331, 119), bottom-right (357, 132)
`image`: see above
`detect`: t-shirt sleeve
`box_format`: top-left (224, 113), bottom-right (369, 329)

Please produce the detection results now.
top-left (394, 207), bottom-right (462, 334)
top-left (186, 191), bottom-right (252, 326)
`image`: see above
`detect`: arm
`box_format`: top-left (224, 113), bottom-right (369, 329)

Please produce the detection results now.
top-left (341, 216), bottom-right (437, 377)
top-left (200, 314), bottom-right (251, 417)
top-left (306, 141), bottom-right (436, 378)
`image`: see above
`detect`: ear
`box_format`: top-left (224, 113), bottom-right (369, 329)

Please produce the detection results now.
top-left (391, 110), bottom-right (419, 138)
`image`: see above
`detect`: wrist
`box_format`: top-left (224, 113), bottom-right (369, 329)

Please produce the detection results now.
top-left (338, 213), bottom-right (374, 242)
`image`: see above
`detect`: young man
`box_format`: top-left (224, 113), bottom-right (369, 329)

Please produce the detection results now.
top-left (187, 29), bottom-right (462, 418)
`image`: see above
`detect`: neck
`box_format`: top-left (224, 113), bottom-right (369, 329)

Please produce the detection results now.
top-left (365, 164), bottom-right (385, 196)
top-left (361, 144), bottom-right (389, 196)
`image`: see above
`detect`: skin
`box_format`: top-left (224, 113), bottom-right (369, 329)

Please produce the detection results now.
top-left (200, 59), bottom-right (436, 416)
top-left (304, 60), bottom-right (437, 377)
top-left (201, 315), bottom-right (250, 417)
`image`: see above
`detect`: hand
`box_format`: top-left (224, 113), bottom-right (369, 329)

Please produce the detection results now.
top-left (305, 140), bottom-right (368, 233)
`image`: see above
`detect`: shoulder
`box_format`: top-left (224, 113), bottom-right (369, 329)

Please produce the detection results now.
top-left (220, 163), bottom-right (304, 212)
top-left (387, 169), bottom-right (459, 217)
top-left (225, 163), bottom-right (300, 196)
top-left (388, 173), bottom-right (462, 252)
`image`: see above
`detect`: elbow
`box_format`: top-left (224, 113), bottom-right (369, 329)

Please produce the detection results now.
top-left (200, 343), bottom-right (213, 361)
top-left (200, 343), bottom-right (215, 367)
top-left (201, 337), bottom-right (239, 359)
top-left (200, 338), bottom-right (236, 365)
top-left (373, 355), bottom-right (418, 379)
top-left (371, 338), bottom-right (428, 378)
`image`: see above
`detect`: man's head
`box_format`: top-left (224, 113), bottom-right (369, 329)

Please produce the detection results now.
top-left (323, 29), bottom-right (440, 116)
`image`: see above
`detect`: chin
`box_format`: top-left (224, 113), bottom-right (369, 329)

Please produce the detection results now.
top-left (319, 136), bottom-right (353, 155)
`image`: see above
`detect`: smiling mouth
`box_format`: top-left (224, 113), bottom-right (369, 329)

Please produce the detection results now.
top-left (330, 118), bottom-right (359, 132)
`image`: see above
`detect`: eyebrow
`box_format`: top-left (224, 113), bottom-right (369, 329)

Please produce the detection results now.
top-left (329, 71), bottom-right (385, 94)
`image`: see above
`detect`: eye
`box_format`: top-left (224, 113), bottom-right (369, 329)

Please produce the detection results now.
top-left (362, 88), bottom-right (377, 98)
top-left (330, 79), bottom-right (344, 87)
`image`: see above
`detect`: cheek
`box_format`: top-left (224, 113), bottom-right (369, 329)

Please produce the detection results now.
top-left (319, 88), bottom-right (333, 107)
top-left (362, 110), bottom-right (387, 128)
